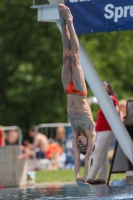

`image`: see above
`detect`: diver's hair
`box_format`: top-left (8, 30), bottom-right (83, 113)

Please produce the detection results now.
top-left (80, 151), bottom-right (86, 155)
top-left (79, 145), bottom-right (95, 155)
top-left (29, 126), bottom-right (36, 132)
top-left (103, 81), bottom-right (117, 97)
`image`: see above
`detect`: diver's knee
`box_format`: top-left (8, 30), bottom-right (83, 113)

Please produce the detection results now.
top-left (63, 51), bottom-right (70, 62)
top-left (70, 52), bottom-right (79, 63)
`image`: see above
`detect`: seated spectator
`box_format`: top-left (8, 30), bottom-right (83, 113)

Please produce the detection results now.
top-left (19, 126), bottom-right (49, 159)
top-left (45, 141), bottom-right (65, 170)
top-left (19, 126), bottom-right (65, 165)
top-left (5, 129), bottom-right (19, 145)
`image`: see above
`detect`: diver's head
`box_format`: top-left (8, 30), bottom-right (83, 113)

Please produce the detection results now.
top-left (103, 81), bottom-right (116, 96)
top-left (78, 131), bottom-right (87, 155)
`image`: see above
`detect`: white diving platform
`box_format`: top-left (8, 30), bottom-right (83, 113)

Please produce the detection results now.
top-left (31, 4), bottom-right (59, 22)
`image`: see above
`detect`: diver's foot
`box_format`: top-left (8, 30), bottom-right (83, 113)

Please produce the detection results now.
top-left (59, 3), bottom-right (73, 24)
top-left (58, 4), bottom-right (65, 24)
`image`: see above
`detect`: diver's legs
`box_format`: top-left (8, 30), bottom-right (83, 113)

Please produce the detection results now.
top-left (58, 4), bottom-right (72, 90)
top-left (61, 4), bottom-right (86, 92)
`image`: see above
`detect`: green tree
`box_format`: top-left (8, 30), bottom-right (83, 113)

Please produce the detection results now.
top-left (0, 0), bottom-right (66, 134)
top-left (80, 31), bottom-right (133, 99)
top-left (79, 31), bottom-right (133, 120)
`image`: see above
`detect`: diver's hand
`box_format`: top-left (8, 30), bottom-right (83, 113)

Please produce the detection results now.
top-left (76, 177), bottom-right (91, 186)
top-left (78, 177), bottom-right (87, 182)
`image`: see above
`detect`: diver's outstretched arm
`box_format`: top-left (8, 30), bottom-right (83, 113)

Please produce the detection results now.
top-left (72, 134), bottom-right (80, 180)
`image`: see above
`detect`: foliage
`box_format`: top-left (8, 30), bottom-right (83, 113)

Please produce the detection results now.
top-left (79, 31), bottom-right (133, 120)
top-left (0, 0), bottom-right (66, 135)
top-left (79, 31), bottom-right (133, 99)
top-left (0, 0), bottom-right (133, 134)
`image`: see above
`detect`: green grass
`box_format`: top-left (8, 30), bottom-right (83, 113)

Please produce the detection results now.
top-left (36, 169), bottom-right (75, 183)
top-left (36, 167), bottom-right (126, 183)
top-left (110, 173), bottom-right (126, 180)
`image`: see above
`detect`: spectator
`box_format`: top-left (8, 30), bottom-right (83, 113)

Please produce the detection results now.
top-left (19, 126), bottom-right (49, 159)
top-left (5, 130), bottom-right (19, 145)
top-left (87, 81), bottom-right (119, 184)
top-left (119, 99), bottom-right (127, 122)
top-left (45, 141), bottom-right (65, 169)
top-left (0, 125), bottom-right (5, 146)
top-left (19, 126), bottom-right (65, 168)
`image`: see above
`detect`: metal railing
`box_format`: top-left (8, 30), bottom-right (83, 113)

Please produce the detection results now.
top-left (33, 123), bottom-right (71, 158)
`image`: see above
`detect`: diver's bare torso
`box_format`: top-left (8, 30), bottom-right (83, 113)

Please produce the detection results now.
top-left (67, 94), bottom-right (94, 133)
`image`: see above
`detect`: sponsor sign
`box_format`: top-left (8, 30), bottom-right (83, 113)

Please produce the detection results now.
top-left (65, 0), bottom-right (133, 34)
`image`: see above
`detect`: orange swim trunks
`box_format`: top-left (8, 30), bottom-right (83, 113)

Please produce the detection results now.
top-left (65, 82), bottom-right (87, 96)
